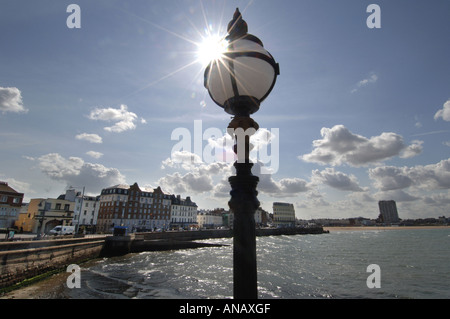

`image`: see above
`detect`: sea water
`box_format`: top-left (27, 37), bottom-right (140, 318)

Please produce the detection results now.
top-left (66, 228), bottom-right (450, 299)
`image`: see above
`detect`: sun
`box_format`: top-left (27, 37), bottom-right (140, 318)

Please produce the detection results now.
top-left (196, 35), bottom-right (228, 66)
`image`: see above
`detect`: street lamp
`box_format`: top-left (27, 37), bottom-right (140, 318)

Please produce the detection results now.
top-left (204, 8), bottom-right (279, 299)
top-left (75, 186), bottom-right (85, 235)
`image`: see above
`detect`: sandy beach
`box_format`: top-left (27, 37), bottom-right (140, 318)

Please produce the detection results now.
top-left (323, 225), bottom-right (450, 232)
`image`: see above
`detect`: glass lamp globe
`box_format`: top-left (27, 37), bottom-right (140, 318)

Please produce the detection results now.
top-left (204, 9), bottom-right (279, 116)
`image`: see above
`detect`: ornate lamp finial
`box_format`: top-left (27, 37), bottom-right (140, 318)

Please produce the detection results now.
top-left (227, 8), bottom-right (248, 41)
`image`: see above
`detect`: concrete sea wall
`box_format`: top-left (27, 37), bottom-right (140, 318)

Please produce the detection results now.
top-left (102, 227), bottom-right (326, 256)
top-left (0, 237), bottom-right (106, 289)
top-left (137, 227), bottom-right (325, 241)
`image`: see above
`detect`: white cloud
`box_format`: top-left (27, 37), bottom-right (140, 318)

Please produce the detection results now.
top-left (408, 158), bottom-right (450, 190)
top-left (369, 166), bottom-right (413, 191)
top-left (210, 166), bottom-right (311, 199)
top-left (374, 189), bottom-right (419, 202)
top-left (369, 158), bottom-right (450, 191)
top-left (204, 128), bottom-right (279, 167)
top-left (424, 191), bottom-right (450, 206)
top-left (86, 151), bottom-right (104, 159)
top-left (358, 73), bottom-right (378, 86)
top-left (299, 125), bottom-right (422, 167)
top-left (0, 87), bottom-right (28, 114)
top-left (211, 178), bottom-right (232, 198)
top-left (161, 150), bottom-right (203, 170)
top-left (400, 140), bottom-right (423, 158)
top-left (295, 192), bottom-right (330, 212)
top-left (88, 104), bottom-right (139, 133)
top-left (159, 151), bottom-right (231, 195)
top-left (250, 128), bottom-right (276, 151)
top-left (346, 191), bottom-right (376, 203)
top-left (34, 153), bottom-right (125, 192)
top-left (258, 175), bottom-right (310, 196)
top-left (38, 153), bottom-right (84, 178)
top-left (159, 152), bottom-right (309, 198)
top-left (311, 167), bottom-right (365, 192)
top-left (434, 99), bottom-right (450, 121)
top-left (75, 133), bottom-right (103, 144)
top-left (351, 73), bottom-right (378, 93)
top-left (158, 171), bottom-right (214, 194)
top-left (252, 162), bottom-right (310, 196)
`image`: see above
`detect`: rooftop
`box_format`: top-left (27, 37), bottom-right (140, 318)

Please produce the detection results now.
top-left (0, 181), bottom-right (23, 195)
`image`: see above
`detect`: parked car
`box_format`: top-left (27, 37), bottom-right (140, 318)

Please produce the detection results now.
top-left (49, 225), bottom-right (75, 235)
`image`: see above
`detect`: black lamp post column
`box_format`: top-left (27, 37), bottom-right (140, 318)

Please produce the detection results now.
top-left (228, 114), bottom-right (260, 299)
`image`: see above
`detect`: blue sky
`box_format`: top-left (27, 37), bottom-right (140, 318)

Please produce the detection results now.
top-left (1, 0), bottom-right (449, 220)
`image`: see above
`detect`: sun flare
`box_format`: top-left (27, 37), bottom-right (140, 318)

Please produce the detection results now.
top-left (196, 35), bottom-right (228, 66)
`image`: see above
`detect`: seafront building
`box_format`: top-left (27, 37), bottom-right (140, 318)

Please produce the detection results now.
top-left (378, 200), bottom-right (400, 224)
top-left (96, 183), bottom-right (199, 233)
top-left (15, 189), bottom-right (76, 234)
top-left (15, 198), bottom-right (44, 232)
top-left (170, 195), bottom-right (198, 229)
top-left (73, 194), bottom-right (100, 233)
top-left (96, 183), bottom-right (172, 233)
top-left (273, 202), bottom-right (296, 228)
top-left (0, 181), bottom-right (24, 229)
top-left (197, 209), bottom-right (224, 229)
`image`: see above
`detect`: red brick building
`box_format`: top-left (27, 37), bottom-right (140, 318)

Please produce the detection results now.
top-left (97, 183), bottom-right (172, 233)
top-left (0, 181), bottom-right (24, 228)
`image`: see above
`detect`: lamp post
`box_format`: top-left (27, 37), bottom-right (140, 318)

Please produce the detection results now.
top-left (204, 8), bottom-right (279, 299)
top-left (75, 186), bottom-right (85, 235)
top-left (35, 200), bottom-right (47, 240)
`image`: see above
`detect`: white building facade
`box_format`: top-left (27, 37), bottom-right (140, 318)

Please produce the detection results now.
top-left (273, 202), bottom-right (296, 228)
top-left (197, 210), bottom-right (224, 229)
top-left (170, 195), bottom-right (198, 229)
top-left (73, 194), bottom-right (100, 232)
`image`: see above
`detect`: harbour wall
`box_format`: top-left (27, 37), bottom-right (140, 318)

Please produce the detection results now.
top-left (0, 237), bottom-right (106, 289)
top-left (102, 227), bottom-right (326, 256)
top-left (136, 226), bottom-right (325, 241)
